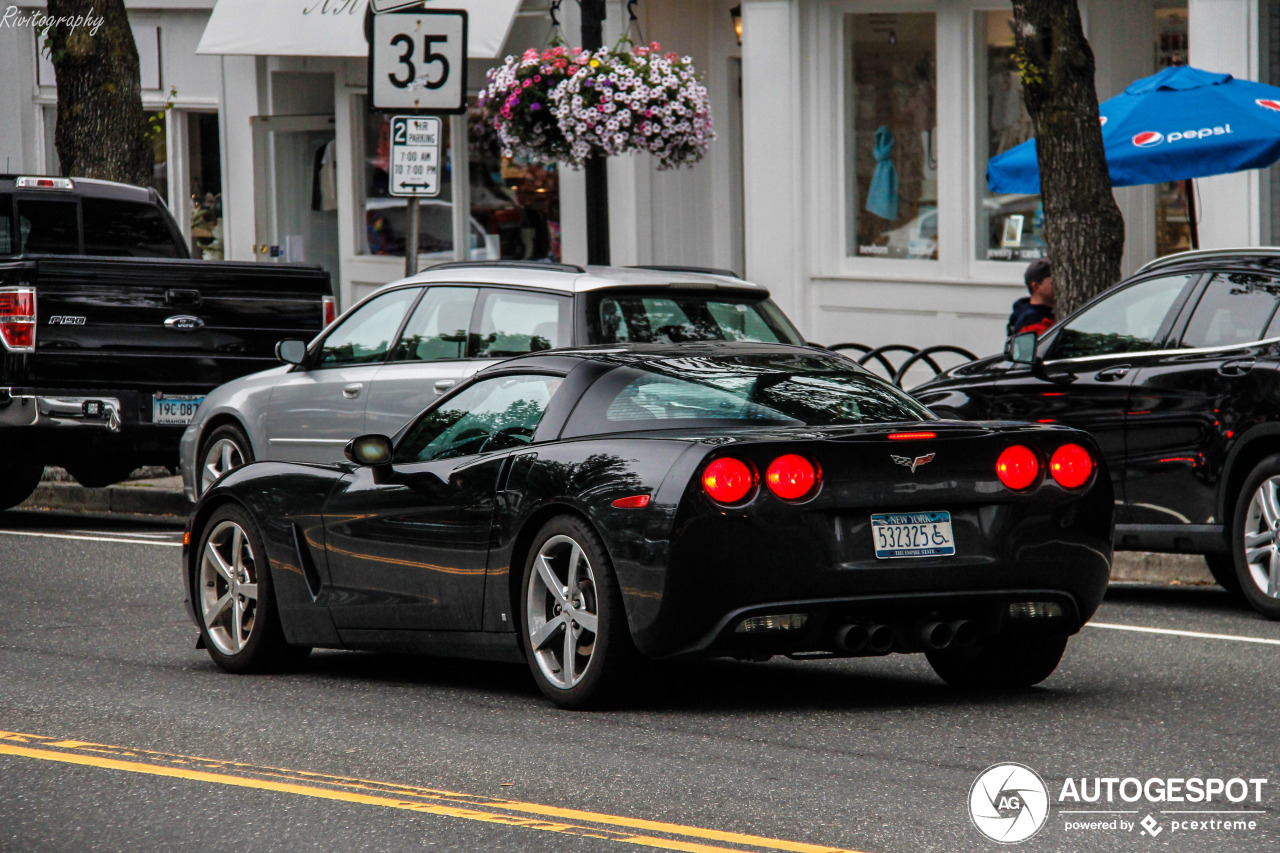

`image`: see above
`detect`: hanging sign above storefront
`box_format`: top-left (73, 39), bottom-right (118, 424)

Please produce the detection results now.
top-left (388, 115), bottom-right (443, 196)
top-left (370, 9), bottom-right (468, 112)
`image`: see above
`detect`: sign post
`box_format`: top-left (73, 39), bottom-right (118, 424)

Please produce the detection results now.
top-left (369, 7), bottom-right (467, 276)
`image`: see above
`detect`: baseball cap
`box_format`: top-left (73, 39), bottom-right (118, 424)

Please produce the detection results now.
top-left (1025, 258), bottom-right (1052, 286)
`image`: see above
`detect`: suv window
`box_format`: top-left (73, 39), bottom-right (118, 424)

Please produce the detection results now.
top-left (1180, 273), bottom-right (1280, 348)
top-left (391, 286), bottom-right (478, 362)
top-left (395, 374), bottom-right (562, 462)
top-left (82, 198), bottom-right (182, 258)
top-left (594, 293), bottom-right (803, 345)
top-left (473, 289), bottom-right (571, 357)
top-left (1050, 275), bottom-right (1192, 360)
top-left (319, 288), bottom-right (418, 367)
top-left (17, 199), bottom-right (79, 254)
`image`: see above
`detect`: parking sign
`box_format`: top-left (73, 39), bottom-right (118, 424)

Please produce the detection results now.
top-left (389, 116), bottom-right (442, 197)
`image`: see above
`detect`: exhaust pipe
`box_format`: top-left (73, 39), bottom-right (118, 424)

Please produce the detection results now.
top-left (918, 621), bottom-right (954, 650)
top-left (867, 624), bottom-right (896, 653)
top-left (835, 624), bottom-right (869, 653)
top-left (949, 619), bottom-right (978, 648)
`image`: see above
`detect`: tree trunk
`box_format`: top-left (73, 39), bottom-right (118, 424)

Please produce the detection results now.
top-left (1011, 0), bottom-right (1125, 316)
top-left (46, 0), bottom-right (153, 186)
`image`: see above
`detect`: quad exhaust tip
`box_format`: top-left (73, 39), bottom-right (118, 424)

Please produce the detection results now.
top-left (836, 620), bottom-right (977, 654)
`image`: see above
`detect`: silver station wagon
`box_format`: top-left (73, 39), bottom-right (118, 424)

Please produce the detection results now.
top-left (180, 261), bottom-right (806, 499)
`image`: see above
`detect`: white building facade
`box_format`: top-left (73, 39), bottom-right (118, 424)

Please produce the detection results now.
top-left (0, 0), bottom-right (1276, 358)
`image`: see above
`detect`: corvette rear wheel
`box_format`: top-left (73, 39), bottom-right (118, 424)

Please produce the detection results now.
top-left (199, 424), bottom-right (253, 497)
top-left (521, 516), bottom-right (633, 709)
top-left (926, 634), bottom-right (1067, 689)
top-left (196, 505), bottom-right (308, 673)
top-left (1231, 456), bottom-right (1280, 620)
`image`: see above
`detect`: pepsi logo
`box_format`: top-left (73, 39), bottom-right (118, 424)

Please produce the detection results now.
top-left (1132, 131), bottom-right (1164, 147)
top-left (1257, 99), bottom-right (1280, 112)
top-left (1100, 116), bottom-right (1108, 126)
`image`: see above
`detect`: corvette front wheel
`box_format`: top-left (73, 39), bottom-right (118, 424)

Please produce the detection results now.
top-left (521, 516), bottom-right (635, 709)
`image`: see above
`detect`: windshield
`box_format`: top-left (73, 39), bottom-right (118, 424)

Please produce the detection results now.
top-left (588, 292), bottom-right (805, 346)
top-left (564, 352), bottom-right (934, 436)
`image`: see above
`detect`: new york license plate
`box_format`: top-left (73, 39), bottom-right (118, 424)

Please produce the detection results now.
top-left (871, 510), bottom-right (955, 559)
top-left (152, 394), bottom-right (204, 425)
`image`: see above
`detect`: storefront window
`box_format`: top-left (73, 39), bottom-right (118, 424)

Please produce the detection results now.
top-left (1155, 3), bottom-right (1192, 257)
top-left (845, 12), bottom-right (938, 260)
top-left (979, 11), bottom-right (1044, 262)
top-left (187, 112), bottom-right (223, 260)
top-left (360, 100), bottom-right (561, 263)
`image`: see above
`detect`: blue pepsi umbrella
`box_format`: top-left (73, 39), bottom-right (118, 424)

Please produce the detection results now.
top-left (987, 65), bottom-right (1280, 194)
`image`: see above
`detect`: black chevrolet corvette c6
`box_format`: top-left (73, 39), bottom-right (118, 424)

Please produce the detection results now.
top-left (182, 342), bottom-right (1113, 708)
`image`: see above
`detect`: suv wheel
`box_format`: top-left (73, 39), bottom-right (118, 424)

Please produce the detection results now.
top-left (1231, 455), bottom-right (1280, 620)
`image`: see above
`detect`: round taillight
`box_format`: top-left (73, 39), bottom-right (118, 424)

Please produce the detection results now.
top-left (765, 454), bottom-right (819, 500)
top-left (702, 457), bottom-right (755, 504)
top-left (1050, 443), bottom-right (1093, 489)
top-left (996, 445), bottom-right (1040, 490)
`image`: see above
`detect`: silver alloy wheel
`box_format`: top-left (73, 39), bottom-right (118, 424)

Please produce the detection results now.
top-left (526, 534), bottom-right (600, 690)
top-left (201, 437), bottom-right (246, 496)
top-left (199, 519), bottom-right (260, 656)
top-left (1243, 476), bottom-right (1280, 599)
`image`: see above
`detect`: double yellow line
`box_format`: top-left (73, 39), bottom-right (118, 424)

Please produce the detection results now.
top-left (0, 731), bottom-right (867, 853)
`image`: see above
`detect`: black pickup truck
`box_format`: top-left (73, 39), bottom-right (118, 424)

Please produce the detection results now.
top-left (0, 175), bottom-right (333, 509)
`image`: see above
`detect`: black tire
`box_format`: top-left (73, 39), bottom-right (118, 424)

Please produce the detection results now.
top-left (926, 634), bottom-right (1068, 689)
top-left (519, 515), bottom-right (637, 709)
top-left (0, 455), bottom-right (44, 511)
top-left (193, 504), bottom-right (310, 673)
top-left (63, 459), bottom-right (139, 489)
top-left (197, 424), bottom-right (254, 498)
top-left (1229, 455), bottom-right (1280, 620)
top-left (1203, 553), bottom-right (1243, 597)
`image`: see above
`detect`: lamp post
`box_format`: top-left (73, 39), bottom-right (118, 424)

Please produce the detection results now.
top-left (579, 0), bottom-right (610, 265)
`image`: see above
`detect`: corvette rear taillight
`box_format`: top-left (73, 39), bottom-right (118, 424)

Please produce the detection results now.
top-left (996, 445), bottom-right (1040, 490)
top-left (765, 454), bottom-right (819, 501)
top-left (322, 295), bottom-right (336, 327)
top-left (0, 287), bottom-right (36, 353)
top-left (702, 457), bottom-right (755, 504)
top-left (1050, 443), bottom-right (1093, 489)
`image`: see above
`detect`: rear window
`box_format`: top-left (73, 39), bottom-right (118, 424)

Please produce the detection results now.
top-left (564, 352), bottom-right (933, 437)
top-left (82, 198), bottom-right (182, 258)
top-left (590, 292), bottom-right (804, 346)
top-left (17, 198), bottom-right (79, 254)
top-left (0, 194), bottom-right (12, 254)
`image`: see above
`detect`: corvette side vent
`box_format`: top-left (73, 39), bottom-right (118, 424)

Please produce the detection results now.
top-left (291, 523), bottom-right (324, 599)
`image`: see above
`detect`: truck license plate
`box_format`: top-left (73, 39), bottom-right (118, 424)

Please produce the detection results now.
top-left (153, 394), bottom-right (204, 425)
top-left (870, 510), bottom-right (955, 559)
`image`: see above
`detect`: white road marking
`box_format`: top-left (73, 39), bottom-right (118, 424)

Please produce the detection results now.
top-left (0, 530), bottom-right (183, 548)
top-left (1089, 621), bottom-right (1280, 646)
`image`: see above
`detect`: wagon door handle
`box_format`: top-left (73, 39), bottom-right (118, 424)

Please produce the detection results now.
top-left (433, 379), bottom-right (455, 395)
top-left (1094, 364), bottom-right (1131, 381)
top-left (1219, 358), bottom-right (1256, 376)
top-left (342, 383), bottom-right (363, 399)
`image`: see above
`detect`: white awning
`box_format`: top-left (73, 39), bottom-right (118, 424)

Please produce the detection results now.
top-left (197, 0), bottom-right (521, 59)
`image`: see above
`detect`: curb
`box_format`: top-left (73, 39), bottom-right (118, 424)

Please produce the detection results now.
top-left (20, 481), bottom-right (192, 517)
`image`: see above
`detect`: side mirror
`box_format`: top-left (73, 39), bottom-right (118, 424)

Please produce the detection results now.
top-left (344, 434), bottom-right (394, 466)
top-left (1006, 331), bottom-right (1039, 365)
top-left (276, 339), bottom-right (308, 366)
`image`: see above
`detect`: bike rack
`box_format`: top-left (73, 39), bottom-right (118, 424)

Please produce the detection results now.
top-left (828, 342), bottom-right (979, 389)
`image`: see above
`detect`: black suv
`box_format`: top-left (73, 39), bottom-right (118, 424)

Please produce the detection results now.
top-left (913, 248), bottom-right (1280, 619)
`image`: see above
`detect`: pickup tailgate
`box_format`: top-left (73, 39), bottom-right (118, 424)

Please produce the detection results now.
top-left (19, 256), bottom-right (330, 391)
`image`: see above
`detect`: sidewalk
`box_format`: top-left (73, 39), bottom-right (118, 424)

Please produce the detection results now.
top-left (15, 468), bottom-right (1219, 585)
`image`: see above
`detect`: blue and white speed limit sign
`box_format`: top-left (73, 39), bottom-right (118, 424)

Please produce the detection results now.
top-left (370, 10), bottom-right (467, 113)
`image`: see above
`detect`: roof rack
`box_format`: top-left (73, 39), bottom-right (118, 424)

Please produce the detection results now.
top-left (424, 260), bottom-right (586, 274)
top-left (1137, 246), bottom-right (1280, 274)
top-left (627, 264), bottom-right (743, 280)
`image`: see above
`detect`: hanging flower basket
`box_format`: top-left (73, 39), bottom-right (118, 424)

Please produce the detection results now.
top-left (481, 39), bottom-right (715, 170)
top-left (478, 45), bottom-right (592, 162)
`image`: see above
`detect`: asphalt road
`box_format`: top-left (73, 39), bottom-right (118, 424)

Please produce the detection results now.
top-left (1, 508), bottom-right (1278, 853)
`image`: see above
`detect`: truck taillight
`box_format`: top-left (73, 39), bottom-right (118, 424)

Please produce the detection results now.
top-left (322, 296), bottom-right (336, 327)
top-left (0, 287), bottom-right (36, 353)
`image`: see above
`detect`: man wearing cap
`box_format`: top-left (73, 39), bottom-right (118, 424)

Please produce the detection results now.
top-left (1007, 258), bottom-right (1056, 336)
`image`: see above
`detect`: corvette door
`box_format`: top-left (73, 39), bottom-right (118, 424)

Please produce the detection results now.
top-left (323, 372), bottom-right (563, 630)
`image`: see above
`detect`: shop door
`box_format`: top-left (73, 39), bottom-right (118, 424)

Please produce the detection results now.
top-left (251, 114), bottom-right (340, 282)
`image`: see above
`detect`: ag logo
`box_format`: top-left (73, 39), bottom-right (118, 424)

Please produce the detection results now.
top-left (1257, 98), bottom-right (1280, 112)
top-left (969, 763), bottom-right (1050, 844)
top-left (1132, 131), bottom-right (1164, 148)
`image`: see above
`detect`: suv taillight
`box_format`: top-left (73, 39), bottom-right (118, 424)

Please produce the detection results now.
top-left (0, 287), bottom-right (36, 353)
top-left (322, 295), bottom-right (336, 328)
